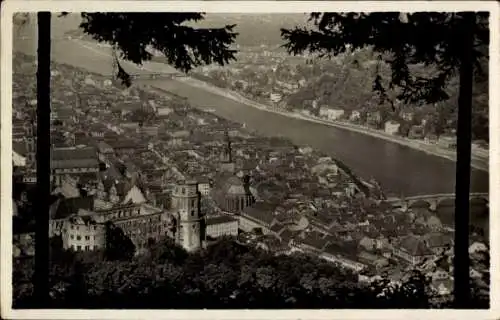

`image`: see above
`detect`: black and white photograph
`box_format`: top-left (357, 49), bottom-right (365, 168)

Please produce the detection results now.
top-left (1, 1), bottom-right (498, 318)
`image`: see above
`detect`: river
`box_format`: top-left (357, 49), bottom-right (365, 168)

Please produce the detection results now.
top-left (13, 37), bottom-right (489, 196)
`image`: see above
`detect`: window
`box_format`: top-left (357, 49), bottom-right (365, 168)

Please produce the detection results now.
top-left (85, 245), bottom-right (90, 251)
top-left (76, 235), bottom-right (81, 241)
top-left (85, 236), bottom-right (90, 241)
top-left (77, 245), bottom-right (82, 251)
top-left (191, 210), bottom-right (195, 217)
top-left (71, 225), bottom-right (74, 230)
top-left (70, 235), bottom-right (74, 240)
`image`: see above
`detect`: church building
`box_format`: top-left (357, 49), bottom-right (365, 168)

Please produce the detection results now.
top-left (211, 130), bottom-right (258, 215)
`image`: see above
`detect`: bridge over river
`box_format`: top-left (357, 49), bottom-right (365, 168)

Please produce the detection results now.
top-left (386, 192), bottom-right (489, 211)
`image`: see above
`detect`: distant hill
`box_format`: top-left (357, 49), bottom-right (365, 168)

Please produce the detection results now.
top-left (194, 13), bottom-right (311, 47)
top-left (50, 13), bottom-right (310, 48)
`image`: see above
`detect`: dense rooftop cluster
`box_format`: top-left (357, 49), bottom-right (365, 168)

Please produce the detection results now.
top-left (11, 51), bottom-right (489, 307)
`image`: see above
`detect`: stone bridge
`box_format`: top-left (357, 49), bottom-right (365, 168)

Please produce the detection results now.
top-left (386, 192), bottom-right (489, 211)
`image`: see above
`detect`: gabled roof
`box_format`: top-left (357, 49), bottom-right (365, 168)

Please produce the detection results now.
top-left (52, 147), bottom-right (97, 161)
top-left (206, 215), bottom-right (238, 226)
top-left (323, 241), bottom-right (359, 259)
top-left (52, 181), bottom-right (81, 199)
top-left (13, 142), bottom-right (27, 157)
top-left (397, 235), bottom-right (434, 257)
top-left (300, 231), bottom-right (330, 251)
top-left (241, 201), bottom-right (277, 226)
top-left (269, 223), bottom-right (286, 234)
top-left (423, 232), bottom-right (453, 248)
top-left (51, 147), bottom-right (99, 169)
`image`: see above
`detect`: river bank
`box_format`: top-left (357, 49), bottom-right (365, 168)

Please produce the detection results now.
top-left (14, 36), bottom-right (489, 195)
top-left (72, 38), bottom-right (489, 173)
top-left (176, 76), bottom-right (489, 173)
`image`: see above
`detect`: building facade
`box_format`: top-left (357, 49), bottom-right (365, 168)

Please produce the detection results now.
top-left (51, 147), bottom-right (100, 187)
top-left (205, 215), bottom-right (239, 239)
top-left (319, 107), bottom-right (345, 121)
top-left (270, 93), bottom-right (282, 103)
top-left (392, 235), bottom-right (435, 265)
top-left (77, 203), bottom-right (171, 252)
top-left (384, 120), bottom-right (401, 135)
top-left (438, 135), bottom-right (457, 149)
top-left (62, 216), bottom-right (106, 252)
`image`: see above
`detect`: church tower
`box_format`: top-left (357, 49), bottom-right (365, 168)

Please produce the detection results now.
top-left (220, 129), bottom-right (235, 173)
top-left (171, 180), bottom-right (202, 252)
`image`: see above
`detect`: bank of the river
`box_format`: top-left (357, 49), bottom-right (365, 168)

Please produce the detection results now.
top-left (14, 37), bottom-right (489, 195)
top-left (72, 38), bottom-right (489, 173)
top-left (177, 76), bottom-right (489, 172)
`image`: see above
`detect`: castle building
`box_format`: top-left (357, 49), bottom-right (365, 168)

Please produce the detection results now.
top-left (62, 215), bottom-right (106, 252)
top-left (171, 180), bottom-right (203, 252)
top-left (51, 146), bottom-right (100, 187)
top-left (57, 201), bottom-right (172, 253)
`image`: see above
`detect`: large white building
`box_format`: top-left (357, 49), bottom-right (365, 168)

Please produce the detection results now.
top-left (270, 93), bottom-right (282, 103)
top-left (349, 110), bottom-right (361, 121)
top-left (319, 107), bottom-right (345, 121)
top-left (438, 135), bottom-right (457, 149)
top-left (51, 146), bottom-right (100, 186)
top-left (205, 215), bottom-right (239, 239)
top-left (384, 120), bottom-right (401, 135)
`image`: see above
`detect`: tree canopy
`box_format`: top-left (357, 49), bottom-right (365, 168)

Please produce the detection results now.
top-left (64, 13), bottom-right (239, 86)
top-left (282, 12), bottom-right (490, 307)
top-left (11, 237), bottom-right (444, 309)
top-left (281, 12), bottom-right (489, 108)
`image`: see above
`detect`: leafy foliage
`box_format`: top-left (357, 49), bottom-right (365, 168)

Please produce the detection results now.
top-left (104, 222), bottom-right (136, 261)
top-left (70, 13), bottom-right (238, 86)
top-left (281, 12), bottom-right (489, 108)
top-left (282, 12), bottom-right (489, 306)
top-left (13, 236), bottom-right (491, 309)
top-left (11, 237), bottom-right (446, 309)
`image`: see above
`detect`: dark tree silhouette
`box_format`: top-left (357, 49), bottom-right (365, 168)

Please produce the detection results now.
top-left (35, 11), bottom-right (52, 306)
top-left (27, 12), bottom-right (238, 301)
top-left (281, 12), bottom-right (489, 307)
top-left (14, 237), bottom-right (439, 308)
top-left (63, 13), bottom-right (238, 86)
top-left (104, 222), bottom-right (136, 261)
